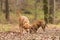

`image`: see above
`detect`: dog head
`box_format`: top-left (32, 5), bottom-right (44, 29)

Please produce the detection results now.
top-left (23, 23), bottom-right (32, 29)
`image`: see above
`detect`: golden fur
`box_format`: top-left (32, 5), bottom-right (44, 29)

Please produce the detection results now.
top-left (30, 20), bottom-right (47, 33)
top-left (17, 10), bottom-right (31, 33)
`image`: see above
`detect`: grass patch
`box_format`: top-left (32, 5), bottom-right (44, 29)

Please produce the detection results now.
top-left (0, 24), bottom-right (11, 32)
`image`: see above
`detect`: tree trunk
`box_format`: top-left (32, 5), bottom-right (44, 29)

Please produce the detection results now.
top-left (5, 0), bottom-right (9, 21)
top-left (34, 0), bottom-right (37, 20)
top-left (34, 0), bottom-right (40, 20)
top-left (0, 0), bottom-right (3, 10)
top-left (48, 0), bottom-right (55, 24)
top-left (43, 0), bottom-right (49, 23)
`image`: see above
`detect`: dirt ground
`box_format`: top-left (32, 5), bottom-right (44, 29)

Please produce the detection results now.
top-left (0, 24), bottom-right (60, 40)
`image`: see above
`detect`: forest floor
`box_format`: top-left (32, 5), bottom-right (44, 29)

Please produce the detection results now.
top-left (0, 24), bottom-right (60, 40)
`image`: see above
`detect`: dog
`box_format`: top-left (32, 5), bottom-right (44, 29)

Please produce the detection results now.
top-left (17, 10), bottom-right (31, 33)
top-left (30, 20), bottom-right (47, 33)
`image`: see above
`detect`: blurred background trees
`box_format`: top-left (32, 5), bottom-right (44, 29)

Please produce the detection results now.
top-left (48, 0), bottom-right (55, 24)
top-left (43, 0), bottom-right (49, 23)
top-left (5, 0), bottom-right (9, 21)
top-left (0, 0), bottom-right (3, 11)
top-left (0, 0), bottom-right (60, 24)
